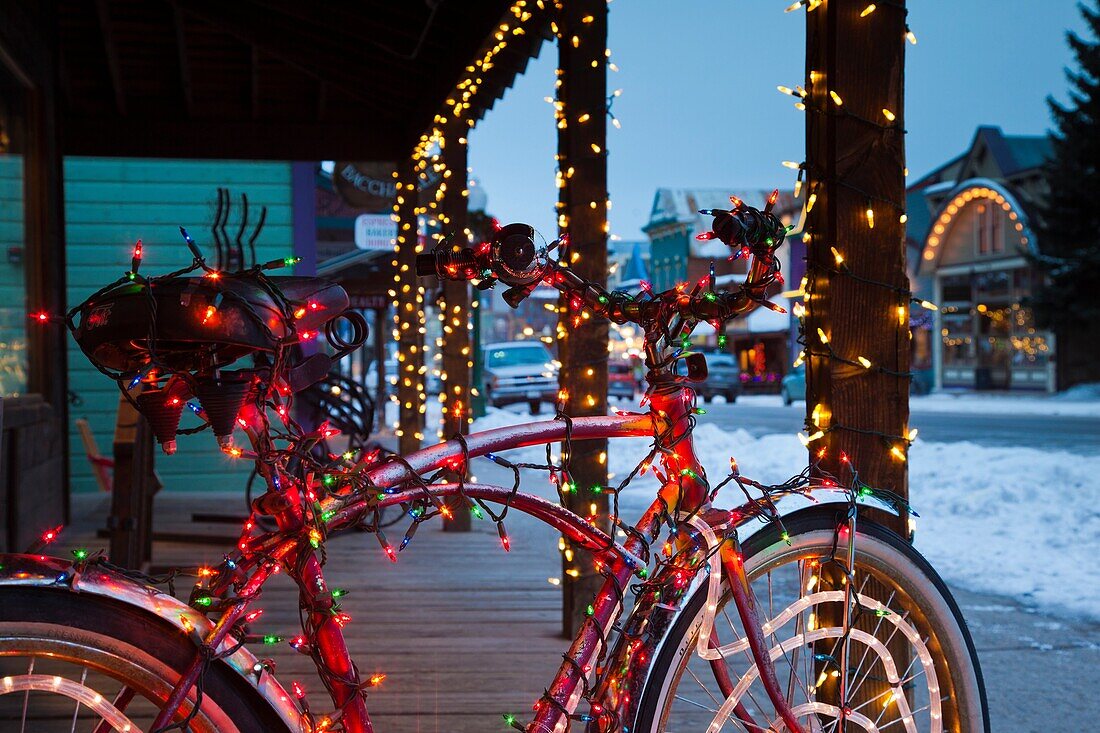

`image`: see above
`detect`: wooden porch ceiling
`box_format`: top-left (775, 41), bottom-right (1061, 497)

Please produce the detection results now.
top-left (51, 0), bottom-right (551, 160)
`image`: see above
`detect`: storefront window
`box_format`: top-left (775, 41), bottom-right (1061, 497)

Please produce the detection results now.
top-left (940, 274), bottom-right (971, 303)
top-left (941, 308), bottom-right (974, 366)
top-left (0, 64), bottom-right (27, 396)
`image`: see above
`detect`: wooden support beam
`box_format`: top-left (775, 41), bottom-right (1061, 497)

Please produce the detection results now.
top-left (555, 0), bottom-right (609, 637)
top-left (804, 0), bottom-right (909, 527)
top-left (439, 118), bottom-right (473, 531)
top-left (804, 0), bottom-right (909, 723)
top-left (172, 5), bottom-right (193, 117)
top-left (60, 116), bottom-right (407, 160)
top-left (392, 158), bottom-right (425, 456)
top-left (95, 0), bottom-right (127, 116)
top-left (109, 391), bottom-right (158, 569)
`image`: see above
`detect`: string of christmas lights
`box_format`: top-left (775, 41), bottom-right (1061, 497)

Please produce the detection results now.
top-left (779, 0), bottom-right (921, 468)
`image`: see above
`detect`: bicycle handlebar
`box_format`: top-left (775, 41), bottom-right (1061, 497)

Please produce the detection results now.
top-left (417, 196), bottom-right (788, 330)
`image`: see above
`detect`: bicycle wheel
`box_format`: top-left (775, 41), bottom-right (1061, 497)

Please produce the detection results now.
top-left (0, 586), bottom-right (292, 733)
top-left (634, 507), bottom-right (988, 732)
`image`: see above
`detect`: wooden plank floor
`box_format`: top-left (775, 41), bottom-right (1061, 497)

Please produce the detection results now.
top-left (55, 457), bottom-right (572, 733)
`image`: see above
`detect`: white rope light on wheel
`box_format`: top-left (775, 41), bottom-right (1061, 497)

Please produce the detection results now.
top-left (707, 626), bottom-right (919, 733)
top-left (0, 674), bottom-right (138, 731)
top-left (691, 588), bottom-right (941, 733)
top-left (678, 519), bottom-right (939, 733)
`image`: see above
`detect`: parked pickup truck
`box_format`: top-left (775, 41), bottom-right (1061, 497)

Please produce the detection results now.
top-left (483, 341), bottom-right (559, 414)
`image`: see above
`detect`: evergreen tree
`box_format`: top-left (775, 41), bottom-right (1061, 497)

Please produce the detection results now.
top-left (1031, 0), bottom-right (1100, 327)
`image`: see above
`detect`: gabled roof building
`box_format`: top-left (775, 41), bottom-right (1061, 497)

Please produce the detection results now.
top-left (908, 125), bottom-right (1057, 392)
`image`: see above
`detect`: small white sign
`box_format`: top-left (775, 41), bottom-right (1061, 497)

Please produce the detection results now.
top-left (354, 214), bottom-right (398, 251)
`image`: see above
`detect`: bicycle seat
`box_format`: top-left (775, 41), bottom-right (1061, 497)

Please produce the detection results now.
top-left (74, 275), bottom-right (350, 374)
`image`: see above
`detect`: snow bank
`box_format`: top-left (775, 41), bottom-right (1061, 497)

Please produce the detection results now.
top-left (910, 391), bottom-right (1098, 417)
top-left (733, 392), bottom-right (1100, 417)
top-left (472, 408), bottom-right (1100, 621)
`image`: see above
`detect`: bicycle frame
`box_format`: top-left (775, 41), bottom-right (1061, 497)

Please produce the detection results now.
top-left (128, 381), bottom-right (864, 733)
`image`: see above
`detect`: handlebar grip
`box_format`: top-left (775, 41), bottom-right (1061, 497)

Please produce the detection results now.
top-left (416, 249), bottom-right (481, 280)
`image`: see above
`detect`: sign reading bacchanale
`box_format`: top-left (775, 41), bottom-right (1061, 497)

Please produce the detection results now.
top-left (332, 161), bottom-right (398, 212)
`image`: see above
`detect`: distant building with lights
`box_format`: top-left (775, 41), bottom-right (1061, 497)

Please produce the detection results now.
top-left (907, 126), bottom-right (1058, 392)
top-left (643, 188), bottom-right (799, 391)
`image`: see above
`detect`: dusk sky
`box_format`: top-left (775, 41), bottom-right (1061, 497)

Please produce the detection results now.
top-left (469, 0), bottom-right (1090, 242)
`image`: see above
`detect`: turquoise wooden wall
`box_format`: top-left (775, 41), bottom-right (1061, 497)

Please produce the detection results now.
top-left (64, 158), bottom-right (294, 493)
top-left (0, 156), bottom-right (27, 396)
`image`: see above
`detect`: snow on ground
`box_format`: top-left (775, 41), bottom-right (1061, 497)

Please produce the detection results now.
top-left (731, 390), bottom-right (1100, 417)
top-left (472, 407), bottom-right (1100, 621)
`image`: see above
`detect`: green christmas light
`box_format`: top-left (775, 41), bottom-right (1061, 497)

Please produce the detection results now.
top-left (471, 506), bottom-right (484, 520)
top-left (585, 603), bottom-right (594, 616)
top-left (194, 595), bottom-right (213, 608)
top-left (71, 548), bottom-right (88, 561)
top-left (320, 510), bottom-right (335, 523)
top-left (262, 634), bottom-right (283, 645)
top-left (502, 713), bottom-right (517, 727)
top-left (718, 334), bottom-right (727, 347)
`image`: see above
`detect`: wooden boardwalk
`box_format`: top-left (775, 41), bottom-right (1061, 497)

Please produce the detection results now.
top-left (57, 457), bottom-right (571, 733)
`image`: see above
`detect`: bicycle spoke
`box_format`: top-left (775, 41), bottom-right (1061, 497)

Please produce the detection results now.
top-left (69, 667), bottom-right (88, 732)
top-left (846, 609), bottom-right (912, 706)
top-left (874, 697), bottom-right (947, 730)
top-left (91, 685), bottom-right (136, 733)
top-left (844, 590), bottom-right (899, 700)
top-left (847, 669), bottom-right (919, 716)
top-left (717, 608), bottom-right (774, 719)
top-left (685, 665), bottom-right (724, 709)
top-left (673, 693), bottom-right (720, 715)
top-left (20, 657), bottom-right (33, 733)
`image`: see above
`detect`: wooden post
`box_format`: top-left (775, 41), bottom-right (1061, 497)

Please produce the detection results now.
top-left (392, 159), bottom-right (425, 456)
top-left (439, 119), bottom-right (473, 531)
top-left (108, 392), bottom-right (157, 569)
top-left (555, 0), bottom-right (610, 637)
top-left (374, 307), bottom-right (388, 432)
top-left (804, 0), bottom-right (909, 721)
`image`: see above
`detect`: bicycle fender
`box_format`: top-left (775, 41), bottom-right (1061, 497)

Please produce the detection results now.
top-left (0, 553), bottom-right (308, 733)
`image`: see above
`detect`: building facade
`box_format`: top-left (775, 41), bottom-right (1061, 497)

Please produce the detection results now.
top-left (909, 126), bottom-right (1056, 392)
top-left (0, 157), bottom-right (297, 492)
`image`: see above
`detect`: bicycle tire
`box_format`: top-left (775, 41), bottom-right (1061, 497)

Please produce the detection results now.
top-left (0, 586), bottom-right (293, 733)
top-left (633, 506), bottom-right (989, 732)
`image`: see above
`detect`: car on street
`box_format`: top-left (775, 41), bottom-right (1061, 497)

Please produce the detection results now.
top-left (695, 350), bottom-right (742, 403)
top-left (608, 360), bottom-right (637, 401)
top-left (781, 364), bottom-right (806, 405)
top-left (483, 341), bottom-right (559, 413)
